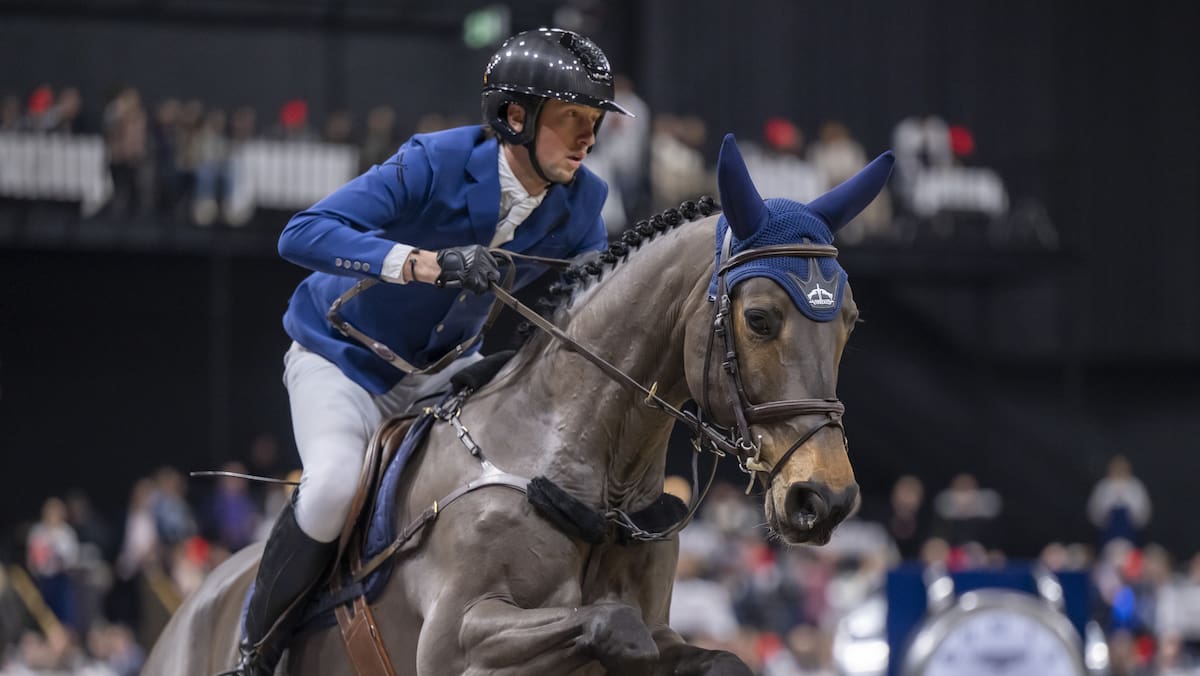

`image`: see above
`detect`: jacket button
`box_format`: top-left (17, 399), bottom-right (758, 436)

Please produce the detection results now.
top-left (335, 257), bottom-right (343, 267)
top-left (458, 294), bottom-right (467, 302)
top-left (435, 324), bottom-right (444, 332)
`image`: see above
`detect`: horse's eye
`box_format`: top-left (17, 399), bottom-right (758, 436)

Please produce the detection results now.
top-left (744, 309), bottom-right (773, 337)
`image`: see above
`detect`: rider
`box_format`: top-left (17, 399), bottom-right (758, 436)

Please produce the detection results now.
top-left (228, 27), bottom-right (631, 675)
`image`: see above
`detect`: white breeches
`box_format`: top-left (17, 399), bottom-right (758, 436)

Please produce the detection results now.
top-left (283, 342), bottom-right (481, 542)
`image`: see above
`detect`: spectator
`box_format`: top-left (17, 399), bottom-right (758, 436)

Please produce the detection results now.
top-left (881, 474), bottom-right (928, 560)
top-left (808, 120), bottom-right (892, 243)
top-left (929, 472), bottom-right (1003, 547)
top-left (670, 545), bottom-right (741, 645)
top-left (110, 479), bottom-right (158, 631)
top-left (203, 461), bottom-right (261, 553)
top-left (114, 479), bottom-right (158, 583)
top-left (173, 99), bottom-right (205, 215)
top-left (586, 74), bottom-right (651, 233)
top-left (244, 432), bottom-right (287, 512)
top-left (26, 497), bottom-right (80, 631)
top-left (359, 105), bottom-right (397, 172)
top-left (274, 98), bottom-right (317, 141)
top-left (1157, 553), bottom-right (1200, 651)
top-left (737, 117), bottom-right (823, 206)
top-left (102, 86), bottom-right (150, 220)
top-left (38, 86), bottom-right (83, 134)
top-left (25, 85), bottom-right (55, 131)
top-left (65, 490), bottom-right (116, 637)
top-left (65, 490), bottom-right (115, 563)
top-left (650, 113), bottom-right (713, 210)
top-left (190, 108), bottom-right (231, 226)
top-left (223, 104), bottom-right (259, 226)
top-left (322, 108), bottom-right (355, 145)
top-left (1088, 454), bottom-right (1152, 547)
top-left (414, 112), bottom-right (448, 134)
top-left (1, 93), bottom-right (23, 130)
top-left (86, 622), bottom-right (144, 676)
top-left (151, 467), bottom-right (196, 549)
top-left (149, 98), bottom-right (183, 222)
top-left (785, 624), bottom-right (835, 676)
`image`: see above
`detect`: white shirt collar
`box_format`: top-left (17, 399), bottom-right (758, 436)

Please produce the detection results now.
top-left (493, 146), bottom-right (547, 247)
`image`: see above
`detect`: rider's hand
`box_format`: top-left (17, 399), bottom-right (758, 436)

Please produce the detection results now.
top-left (434, 245), bottom-right (500, 295)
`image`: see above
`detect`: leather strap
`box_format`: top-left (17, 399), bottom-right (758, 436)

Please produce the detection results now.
top-left (354, 471), bottom-right (530, 584)
top-left (335, 596), bottom-right (397, 676)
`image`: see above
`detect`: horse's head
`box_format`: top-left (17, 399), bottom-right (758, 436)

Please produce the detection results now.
top-left (685, 134), bottom-right (893, 545)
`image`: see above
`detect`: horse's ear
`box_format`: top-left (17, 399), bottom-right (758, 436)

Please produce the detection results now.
top-left (808, 151), bottom-right (895, 232)
top-left (717, 134), bottom-right (768, 241)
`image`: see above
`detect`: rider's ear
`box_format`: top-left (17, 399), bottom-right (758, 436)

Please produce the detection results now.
top-left (505, 102), bottom-right (527, 135)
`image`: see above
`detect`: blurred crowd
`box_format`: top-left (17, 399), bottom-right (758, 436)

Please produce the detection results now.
top-left (663, 454), bottom-right (1198, 676)
top-left (0, 434), bottom-right (293, 675)
top-left (0, 81), bottom-right (1041, 247)
top-left (2, 445), bottom-right (1197, 675)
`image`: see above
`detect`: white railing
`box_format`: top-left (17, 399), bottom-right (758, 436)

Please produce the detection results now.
top-left (0, 132), bottom-right (112, 215)
top-left (0, 133), bottom-right (361, 222)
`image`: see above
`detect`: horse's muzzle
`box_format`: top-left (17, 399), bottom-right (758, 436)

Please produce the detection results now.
top-left (773, 481), bottom-right (859, 545)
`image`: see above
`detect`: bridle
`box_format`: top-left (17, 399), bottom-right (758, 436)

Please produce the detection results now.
top-left (703, 233), bottom-right (848, 492)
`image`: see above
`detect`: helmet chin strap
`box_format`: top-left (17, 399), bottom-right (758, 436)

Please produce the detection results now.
top-left (522, 136), bottom-right (556, 186)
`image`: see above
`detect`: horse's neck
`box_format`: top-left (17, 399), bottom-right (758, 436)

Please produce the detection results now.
top-left (482, 220), bottom-right (714, 510)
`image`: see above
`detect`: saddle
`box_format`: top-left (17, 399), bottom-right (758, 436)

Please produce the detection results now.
top-left (298, 352), bottom-right (517, 675)
top-left (327, 410), bottom-right (417, 676)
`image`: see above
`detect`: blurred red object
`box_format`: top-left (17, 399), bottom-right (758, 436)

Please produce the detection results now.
top-left (949, 124), bottom-right (975, 158)
top-left (1121, 547), bottom-right (1144, 581)
top-left (27, 85), bottom-right (54, 115)
top-left (280, 99), bottom-right (309, 129)
top-left (764, 117), bottom-right (800, 152)
top-left (755, 631), bottom-right (785, 659)
top-left (184, 535), bottom-right (211, 565)
top-left (1135, 634), bottom-right (1156, 664)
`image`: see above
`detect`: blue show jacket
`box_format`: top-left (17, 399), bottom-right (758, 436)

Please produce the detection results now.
top-left (279, 125), bottom-right (609, 394)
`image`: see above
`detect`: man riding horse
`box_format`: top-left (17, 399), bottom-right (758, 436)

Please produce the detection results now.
top-left (225, 27), bottom-right (630, 676)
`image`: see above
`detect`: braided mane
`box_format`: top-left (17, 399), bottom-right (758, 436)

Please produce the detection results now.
top-left (523, 196), bottom-right (721, 329)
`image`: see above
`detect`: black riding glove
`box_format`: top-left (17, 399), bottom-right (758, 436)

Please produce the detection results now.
top-left (435, 245), bottom-right (500, 295)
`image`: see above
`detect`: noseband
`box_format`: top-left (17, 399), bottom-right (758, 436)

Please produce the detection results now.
top-left (704, 235), bottom-right (849, 491)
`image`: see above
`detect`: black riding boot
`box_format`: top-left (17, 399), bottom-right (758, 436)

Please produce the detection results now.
top-left (222, 496), bottom-right (335, 676)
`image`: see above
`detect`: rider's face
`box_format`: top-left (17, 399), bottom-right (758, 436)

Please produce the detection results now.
top-left (532, 100), bottom-right (601, 184)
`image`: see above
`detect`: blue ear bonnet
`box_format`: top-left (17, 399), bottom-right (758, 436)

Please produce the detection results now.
top-left (709, 201), bottom-right (846, 322)
top-left (709, 133), bottom-right (893, 323)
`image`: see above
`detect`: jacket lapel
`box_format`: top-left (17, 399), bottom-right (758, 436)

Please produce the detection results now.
top-left (504, 186), bottom-right (570, 253)
top-left (465, 136), bottom-right (500, 245)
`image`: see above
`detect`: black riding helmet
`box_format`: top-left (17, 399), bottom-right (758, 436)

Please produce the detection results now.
top-left (481, 28), bottom-right (633, 183)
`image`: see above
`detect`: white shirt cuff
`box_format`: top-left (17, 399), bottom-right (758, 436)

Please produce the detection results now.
top-left (381, 243), bottom-right (416, 283)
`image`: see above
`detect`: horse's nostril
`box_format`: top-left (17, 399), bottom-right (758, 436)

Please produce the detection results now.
top-left (785, 484), bottom-right (829, 531)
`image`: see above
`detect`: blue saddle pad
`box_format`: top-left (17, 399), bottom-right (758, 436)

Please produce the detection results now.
top-left (242, 410), bottom-right (438, 637)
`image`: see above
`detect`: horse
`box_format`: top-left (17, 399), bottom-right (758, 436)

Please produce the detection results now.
top-left (144, 134), bottom-right (893, 675)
